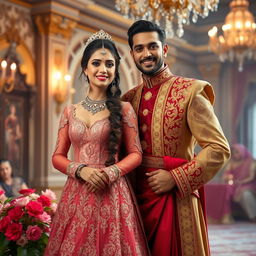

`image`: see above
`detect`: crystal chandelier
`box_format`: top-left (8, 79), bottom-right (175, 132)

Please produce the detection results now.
top-left (208, 0), bottom-right (256, 72)
top-left (115, 0), bottom-right (219, 38)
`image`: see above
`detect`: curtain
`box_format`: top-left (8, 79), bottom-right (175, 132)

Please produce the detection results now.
top-left (232, 64), bottom-right (256, 143)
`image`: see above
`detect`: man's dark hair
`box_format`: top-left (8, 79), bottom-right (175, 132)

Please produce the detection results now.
top-left (0, 159), bottom-right (10, 165)
top-left (127, 20), bottom-right (166, 49)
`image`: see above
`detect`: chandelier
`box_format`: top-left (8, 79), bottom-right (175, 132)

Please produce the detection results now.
top-left (208, 0), bottom-right (256, 72)
top-left (115, 0), bottom-right (219, 38)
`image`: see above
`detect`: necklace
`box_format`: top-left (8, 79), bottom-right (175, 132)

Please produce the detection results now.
top-left (81, 96), bottom-right (107, 115)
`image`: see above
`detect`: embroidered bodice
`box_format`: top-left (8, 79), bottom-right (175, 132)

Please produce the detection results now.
top-left (52, 101), bottom-right (142, 182)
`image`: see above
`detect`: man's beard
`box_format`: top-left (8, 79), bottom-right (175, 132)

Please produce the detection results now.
top-left (135, 56), bottom-right (164, 76)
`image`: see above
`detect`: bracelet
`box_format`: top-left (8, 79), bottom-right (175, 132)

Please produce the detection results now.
top-left (75, 164), bottom-right (86, 180)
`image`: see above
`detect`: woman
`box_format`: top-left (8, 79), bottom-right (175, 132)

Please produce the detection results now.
top-left (44, 30), bottom-right (149, 255)
top-left (4, 104), bottom-right (22, 169)
top-left (0, 159), bottom-right (28, 200)
top-left (222, 144), bottom-right (256, 222)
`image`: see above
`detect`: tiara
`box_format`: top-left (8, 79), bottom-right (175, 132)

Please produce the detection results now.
top-left (84, 30), bottom-right (113, 49)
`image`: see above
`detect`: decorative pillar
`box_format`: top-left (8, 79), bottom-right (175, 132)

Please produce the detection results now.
top-left (33, 10), bottom-right (77, 189)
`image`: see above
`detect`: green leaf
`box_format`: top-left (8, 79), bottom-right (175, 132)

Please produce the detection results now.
top-left (0, 233), bottom-right (9, 256)
top-left (40, 233), bottom-right (49, 245)
top-left (17, 247), bottom-right (28, 256)
top-left (3, 197), bottom-right (14, 204)
top-left (27, 247), bottom-right (41, 256)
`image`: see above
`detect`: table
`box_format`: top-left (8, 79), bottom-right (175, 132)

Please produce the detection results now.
top-left (204, 183), bottom-right (234, 224)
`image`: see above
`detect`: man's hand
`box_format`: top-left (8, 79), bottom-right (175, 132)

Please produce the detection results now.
top-left (146, 169), bottom-right (176, 194)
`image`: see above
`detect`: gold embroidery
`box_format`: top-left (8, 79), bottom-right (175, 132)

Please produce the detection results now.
top-left (151, 77), bottom-right (177, 156)
top-left (177, 197), bottom-right (196, 256)
top-left (131, 84), bottom-right (143, 115)
top-left (142, 109), bottom-right (149, 116)
top-left (144, 91), bottom-right (152, 101)
top-left (177, 196), bottom-right (210, 256)
top-left (163, 77), bottom-right (194, 156)
top-left (142, 66), bottom-right (174, 88)
top-left (151, 68), bottom-right (173, 86)
top-left (141, 124), bottom-right (147, 132)
top-left (173, 159), bottom-right (204, 197)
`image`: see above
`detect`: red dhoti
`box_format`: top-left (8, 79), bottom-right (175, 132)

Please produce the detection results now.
top-left (136, 156), bottom-right (188, 256)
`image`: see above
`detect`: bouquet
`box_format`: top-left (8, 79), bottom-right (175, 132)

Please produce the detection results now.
top-left (0, 188), bottom-right (57, 256)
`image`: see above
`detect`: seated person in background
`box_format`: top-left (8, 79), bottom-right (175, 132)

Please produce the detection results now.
top-left (222, 144), bottom-right (256, 222)
top-left (0, 159), bottom-right (28, 200)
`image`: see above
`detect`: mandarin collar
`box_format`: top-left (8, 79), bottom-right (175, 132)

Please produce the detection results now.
top-left (142, 65), bottom-right (173, 89)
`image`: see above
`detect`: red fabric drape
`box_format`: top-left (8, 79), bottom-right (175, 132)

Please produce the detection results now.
top-left (136, 156), bottom-right (188, 256)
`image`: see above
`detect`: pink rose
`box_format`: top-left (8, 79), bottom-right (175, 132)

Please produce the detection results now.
top-left (14, 196), bottom-right (30, 207)
top-left (26, 225), bottom-right (42, 241)
top-left (19, 188), bottom-right (36, 196)
top-left (38, 212), bottom-right (51, 224)
top-left (8, 206), bottom-right (24, 220)
top-left (0, 216), bottom-right (11, 232)
top-left (26, 201), bottom-right (43, 217)
top-left (0, 189), bottom-right (5, 196)
top-left (5, 222), bottom-right (23, 241)
top-left (50, 202), bottom-right (58, 213)
top-left (3, 203), bottom-right (11, 209)
top-left (37, 195), bottom-right (51, 207)
top-left (41, 189), bottom-right (57, 201)
top-left (30, 193), bottom-right (40, 200)
top-left (16, 234), bottom-right (28, 247)
top-left (0, 189), bottom-right (5, 200)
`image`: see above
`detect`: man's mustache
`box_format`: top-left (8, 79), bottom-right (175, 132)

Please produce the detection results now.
top-left (140, 56), bottom-right (156, 64)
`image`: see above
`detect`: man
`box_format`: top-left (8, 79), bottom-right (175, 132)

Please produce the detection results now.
top-left (122, 20), bottom-right (230, 256)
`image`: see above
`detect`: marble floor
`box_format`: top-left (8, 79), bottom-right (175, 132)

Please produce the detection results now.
top-left (208, 222), bottom-right (256, 256)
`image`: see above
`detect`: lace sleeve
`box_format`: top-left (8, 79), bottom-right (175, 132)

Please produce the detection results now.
top-left (52, 106), bottom-right (79, 178)
top-left (102, 102), bottom-right (142, 183)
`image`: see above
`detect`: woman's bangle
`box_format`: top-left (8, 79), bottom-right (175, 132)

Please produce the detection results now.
top-left (75, 164), bottom-right (86, 180)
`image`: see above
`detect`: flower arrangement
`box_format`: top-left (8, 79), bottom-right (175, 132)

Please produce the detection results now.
top-left (0, 188), bottom-right (57, 256)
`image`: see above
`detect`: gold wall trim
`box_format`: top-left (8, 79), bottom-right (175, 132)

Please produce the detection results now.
top-left (9, 0), bottom-right (32, 8)
top-left (34, 13), bottom-right (77, 39)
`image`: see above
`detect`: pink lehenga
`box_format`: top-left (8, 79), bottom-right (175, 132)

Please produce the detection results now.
top-left (44, 102), bottom-right (149, 256)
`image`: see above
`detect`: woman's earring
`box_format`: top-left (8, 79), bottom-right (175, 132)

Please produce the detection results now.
top-left (83, 72), bottom-right (90, 96)
top-left (111, 82), bottom-right (117, 95)
top-left (84, 71), bottom-right (88, 80)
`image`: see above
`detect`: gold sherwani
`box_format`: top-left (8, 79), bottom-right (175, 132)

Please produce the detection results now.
top-left (122, 65), bottom-right (230, 256)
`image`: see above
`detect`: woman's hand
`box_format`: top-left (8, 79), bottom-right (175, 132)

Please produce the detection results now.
top-left (222, 173), bottom-right (234, 184)
top-left (80, 167), bottom-right (109, 192)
